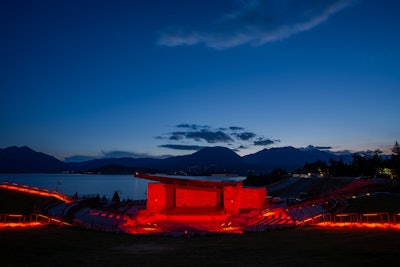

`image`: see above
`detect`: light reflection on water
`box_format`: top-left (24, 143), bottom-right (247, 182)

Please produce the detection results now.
top-left (0, 173), bottom-right (245, 200)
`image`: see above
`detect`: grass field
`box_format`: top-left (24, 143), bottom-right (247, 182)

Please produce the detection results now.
top-left (1, 226), bottom-right (400, 267)
top-left (0, 188), bottom-right (51, 214)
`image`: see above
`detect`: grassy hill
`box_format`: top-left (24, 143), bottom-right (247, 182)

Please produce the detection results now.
top-left (345, 193), bottom-right (400, 214)
top-left (0, 188), bottom-right (55, 214)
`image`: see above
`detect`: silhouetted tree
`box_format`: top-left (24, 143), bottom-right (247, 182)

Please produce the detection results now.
top-left (243, 171), bottom-right (268, 186)
top-left (329, 157), bottom-right (350, 176)
top-left (391, 141), bottom-right (400, 178)
top-left (269, 168), bottom-right (288, 183)
top-left (351, 152), bottom-right (379, 177)
top-left (302, 160), bottom-right (328, 175)
top-left (243, 169), bottom-right (287, 186)
top-left (392, 141), bottom-right (400, 156)
top-left (112, 191), bottom-right (120, 203)
top-left (295, 143), bottom-right (400, 179)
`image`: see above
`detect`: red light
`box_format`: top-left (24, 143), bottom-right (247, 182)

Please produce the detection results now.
top-left (0, 182), bottom-right (71, 203)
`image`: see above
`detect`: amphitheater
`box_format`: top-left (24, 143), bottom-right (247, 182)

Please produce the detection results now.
top-left (1, 173), bottom-right (400, 234)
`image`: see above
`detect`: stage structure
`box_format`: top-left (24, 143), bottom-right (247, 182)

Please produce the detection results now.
top-left (123, 173), bottom-right (267, 234)
top-left (135, 173), bottom-right (266, 216)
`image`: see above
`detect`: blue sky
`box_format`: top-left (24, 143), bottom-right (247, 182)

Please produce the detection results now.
top-left (1, 0), bottom-right (399, 161)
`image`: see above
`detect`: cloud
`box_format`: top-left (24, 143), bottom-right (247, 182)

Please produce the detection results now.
top-left (158, 144), bottom-right (206, 151)
top-left (169, 132), bottom-right (186, 141)
top-left (168, 124), bottom-right (234, 143)
top-left (185, 130), bottom-right (233, 143)
top-left (253, 138), bottom-right (276, 146)
top-left (176, 123), bottom-right (210, 130)
top-left (234, 132), bottom-right (256, 141)
top-left (157, 0), bottom-right (357, 49)
top-left (158, 123), bottom-right (279, 152)
top-left (229, 126), bottom-right (245, 131)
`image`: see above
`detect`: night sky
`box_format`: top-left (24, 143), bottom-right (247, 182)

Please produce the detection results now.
top-left (1, 0), bottom-right (399, 161)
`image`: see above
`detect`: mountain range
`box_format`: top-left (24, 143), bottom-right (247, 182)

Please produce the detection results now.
top-left (0, 146), bottom-right (351, 175)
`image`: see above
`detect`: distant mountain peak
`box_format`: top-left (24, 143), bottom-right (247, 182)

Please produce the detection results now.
top-left (0, 146), bottom-right (68, 173)
top-left (192, 146), bottom-right (241, 160)
top-left (194, 146), bottom-right (238, 154)
top-left (4, 145), bottom-right (30, 150)
top-left (0, 145), bottom-right (348, 175)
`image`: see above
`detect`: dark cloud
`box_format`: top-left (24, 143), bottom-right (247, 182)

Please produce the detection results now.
top-left (159, 144), bottom-right (206, 151)
top-left (254, 138), bottom-right (276, 146)
top-left (158, 0), bottom-right (357, 49)
top-left (176, 123), bottom-right (209, 130)
top-left (169, 132), bottom-right (186, 141)
top-left (158, 123), bottom-right (278, 152)
top-left (234, 132), bottom-right (256, 141)
top-left (168, 127), bottom-right (235, 143)
top-left (185, 130), bottom-right (233, 143)
top-left (229, 126), bottom-right (244, 131)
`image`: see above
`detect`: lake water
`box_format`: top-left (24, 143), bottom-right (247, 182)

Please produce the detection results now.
top-left (0, 173), bottom-right (245, 200)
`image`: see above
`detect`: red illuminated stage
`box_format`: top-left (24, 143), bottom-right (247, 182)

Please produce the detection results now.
top-left (123, 173), bottom-right (268, 234)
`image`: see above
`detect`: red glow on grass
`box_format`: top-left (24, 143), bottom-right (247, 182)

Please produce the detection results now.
top-left (1, 213), bottom-right (73, 228)
top-left (313, 221), bottom-right (400, 230)
top-left (0, 221), bottom-right (44, 228)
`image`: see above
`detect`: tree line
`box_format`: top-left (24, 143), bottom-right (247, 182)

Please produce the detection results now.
top-left (244, 141), bottom-right (400, 186)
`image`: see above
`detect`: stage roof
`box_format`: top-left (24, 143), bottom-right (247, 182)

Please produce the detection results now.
top-left (134, 173), bottom-right (242, 189)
